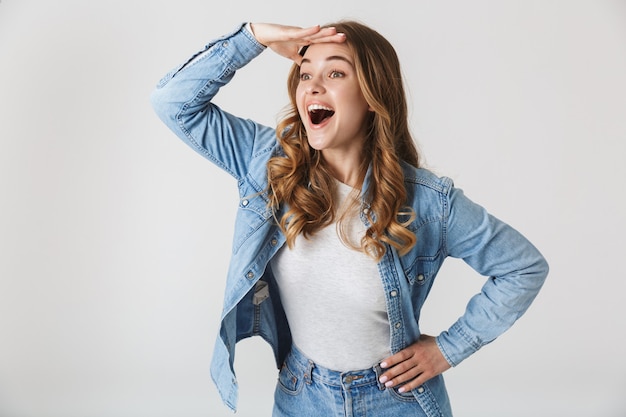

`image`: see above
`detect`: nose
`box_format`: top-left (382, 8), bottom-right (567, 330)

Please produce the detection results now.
top-left (305, 76), bottom-right (325, 94)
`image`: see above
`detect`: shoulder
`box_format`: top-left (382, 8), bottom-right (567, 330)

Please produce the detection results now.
top-left (398, 162), bottom-right (457, 226)
top-left (401, 162), bottom-right (453, 196)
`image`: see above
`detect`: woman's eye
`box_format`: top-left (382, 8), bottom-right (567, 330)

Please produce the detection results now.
top-left (300, 73), bottom-right (311, 81)
top-left (329, 70), bottom-right (344, 78)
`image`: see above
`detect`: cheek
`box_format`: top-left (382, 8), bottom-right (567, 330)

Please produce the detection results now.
top-left (295, 87), bottom-right (306, 117)
top-left (353, 92), bottom-right (371, 114)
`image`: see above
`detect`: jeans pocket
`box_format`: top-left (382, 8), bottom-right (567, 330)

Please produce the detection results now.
top-left (277, 362), bottom-right (303, 396)
top-left (388, 380), bottom-right (451, 417)
top-left (386, 385), bottom-right (420, 403)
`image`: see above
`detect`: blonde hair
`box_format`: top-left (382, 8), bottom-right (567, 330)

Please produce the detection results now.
top-left (267, 20), bottom-right (419, 261)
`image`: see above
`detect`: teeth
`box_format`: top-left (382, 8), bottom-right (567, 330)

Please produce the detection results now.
top-left (307, 104), bottom-right (333, 112)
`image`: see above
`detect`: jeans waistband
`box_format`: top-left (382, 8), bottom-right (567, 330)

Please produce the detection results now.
top-left (287, 345), bottom-right (386, 390)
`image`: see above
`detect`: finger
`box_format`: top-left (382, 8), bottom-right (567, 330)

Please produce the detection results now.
top-left (396, 371), bottom-right (433, 393)
top-left (381, 357), bottom-right (413, 378)
top-left (301, 26), bottom-right (335, 39)
top-left (292, 24), bottom-right (323, 39)
top-left (380, 349), bottom-right (412, 369)
top-left (384, 365), bottom-right (422, 388)
top-left (379, 358), bottom-right (416, 385)
top-left (299, 26), bottom-right (346, 43)
top-left (308, 33), bottom-right (346, 45)
top-left (305, 27), bottom-right (346, 44)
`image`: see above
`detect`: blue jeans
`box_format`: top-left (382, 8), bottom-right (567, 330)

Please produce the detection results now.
top-left (273, 346), bottom-right (453, 417)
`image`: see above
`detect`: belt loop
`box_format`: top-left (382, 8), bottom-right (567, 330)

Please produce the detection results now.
top-left (373, 364), bottom-right (386, 391)
top-left (304, 360), bottom-right (315, 385)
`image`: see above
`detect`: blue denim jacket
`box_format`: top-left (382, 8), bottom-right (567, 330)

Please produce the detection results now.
top-left (151, 23), bottom-right (548, 414)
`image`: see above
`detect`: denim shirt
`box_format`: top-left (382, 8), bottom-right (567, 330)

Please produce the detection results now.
top-left (151, 23), bottom-right (549, 414)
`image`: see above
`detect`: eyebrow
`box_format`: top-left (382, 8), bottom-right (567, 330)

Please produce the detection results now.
top-left (301, 55), bottom-right (354, 67)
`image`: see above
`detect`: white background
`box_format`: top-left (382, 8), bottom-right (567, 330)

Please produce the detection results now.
top-left (1, 1), bottom-right (625, 416)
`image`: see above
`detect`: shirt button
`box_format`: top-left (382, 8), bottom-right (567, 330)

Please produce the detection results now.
top-left (417, 386), bottom-right (425, 394)
top-left (241, 199), bottom-right (249, 206)
top-left (395, 322), bottom-right (402, 329)
top-left (390, 290), bottom-right (398, 297)
top-left (363, 208), bottom-right (370, 214)
top-left (223, 41), bottom-right (229, 47)
top-left (417, 274), bottom-right (425, 282)
top-left (246, 271), bottom-right (254, 279)
top-left (270, 238), bottom-right (278, 246)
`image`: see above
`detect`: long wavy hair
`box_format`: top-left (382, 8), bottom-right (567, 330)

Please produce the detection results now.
top-left (267, 20), bottom-right (420, 261)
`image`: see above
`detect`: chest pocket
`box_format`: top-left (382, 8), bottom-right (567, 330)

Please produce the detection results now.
top-left (399, 218), bottom-right (442, 286)
top-left (232, 178), bottom-right (273, 253)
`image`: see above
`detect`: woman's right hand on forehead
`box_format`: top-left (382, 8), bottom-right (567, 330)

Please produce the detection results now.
top-left (249, 23), bottom-right (345, 65)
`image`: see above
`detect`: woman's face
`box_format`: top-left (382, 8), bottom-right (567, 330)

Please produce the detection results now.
top-left (296, 42), bottom-right (371, 160)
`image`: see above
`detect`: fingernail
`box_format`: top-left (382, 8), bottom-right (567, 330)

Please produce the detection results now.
top-left (385, 381), bottom-right (393, 388)
top-left (380, 362), bottom-right (388, 368)
top-left (398, 387), bottom-right (406, 393)
top-left (379, 376), bottom-right (388, 383)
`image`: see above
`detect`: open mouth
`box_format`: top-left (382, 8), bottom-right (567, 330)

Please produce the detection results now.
top-left (308, 104), bottom-right (335, 125)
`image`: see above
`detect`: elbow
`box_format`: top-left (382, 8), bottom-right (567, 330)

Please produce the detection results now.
top-left (540, 255), bottom-right (549, 284)
top-left (150, 86), bottom-right (178, 129)
top-left (531, 252), bottom-right (550, 289)
top-left (541, 255), bottom-right (549, 277)
top-left (150, 87), bottom-right (168, 121)
top-left (515, 247), bottom-right (549, 293)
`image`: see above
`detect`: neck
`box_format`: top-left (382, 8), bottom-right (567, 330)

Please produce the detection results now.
top-left (322, 151), bottom-right (365, 188)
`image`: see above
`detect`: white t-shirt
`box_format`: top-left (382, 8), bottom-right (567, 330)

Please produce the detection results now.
top-left (270, 180), bottom-right (391, 371)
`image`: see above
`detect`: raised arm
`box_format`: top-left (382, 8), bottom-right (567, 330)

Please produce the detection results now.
top-left (150, 23), bottom-right (345, 180)
top-left (150, 24), bottom-right (269, 179)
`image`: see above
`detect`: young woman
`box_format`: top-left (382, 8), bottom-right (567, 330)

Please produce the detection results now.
top-left (151, 21), bottom-right (548, 417)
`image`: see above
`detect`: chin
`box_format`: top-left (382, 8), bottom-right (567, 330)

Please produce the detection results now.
top-left (305, 133), bottom-right (324, 151)
top-left (307, 141), bottom-right (325, 151)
